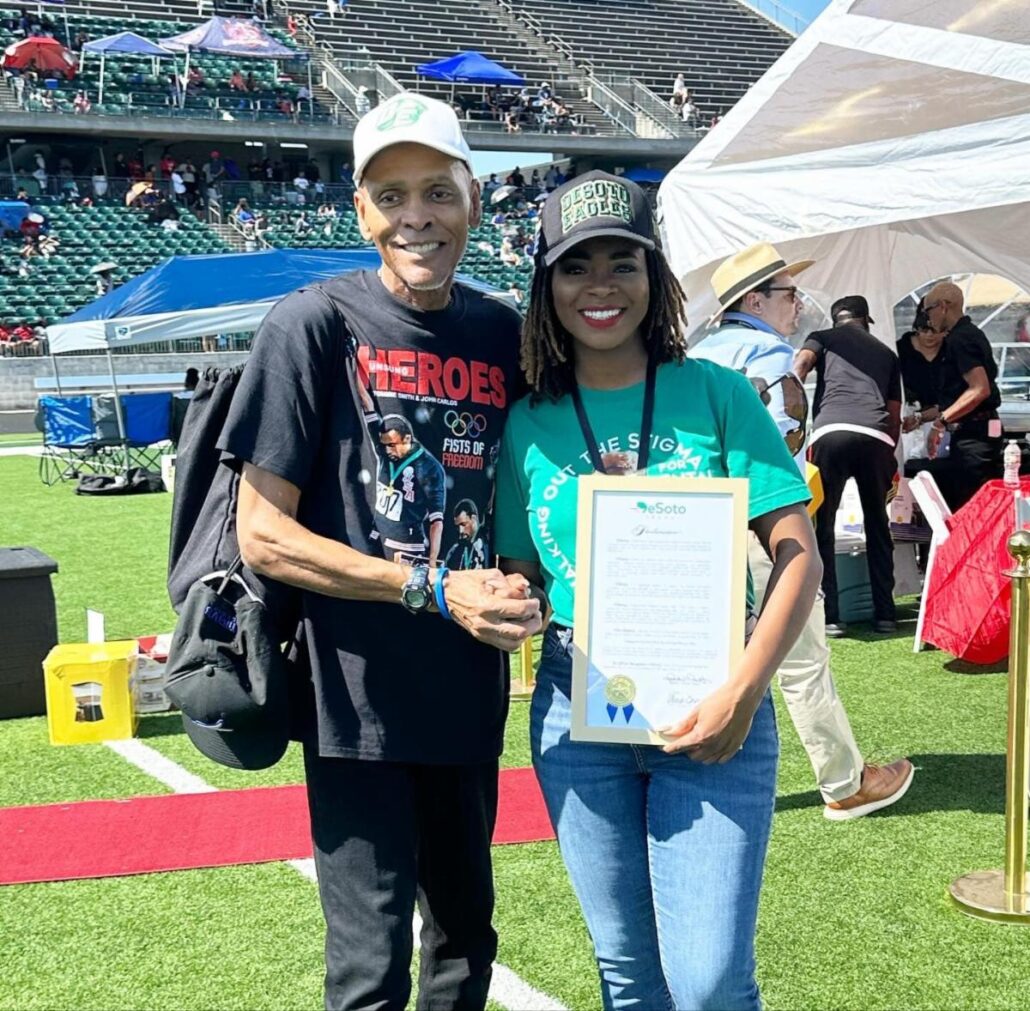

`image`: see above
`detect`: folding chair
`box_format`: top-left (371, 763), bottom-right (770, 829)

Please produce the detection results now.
top-left (38, 396), bottom-right (100, 486)
top-left (909, 470), bottom-right (954, 653)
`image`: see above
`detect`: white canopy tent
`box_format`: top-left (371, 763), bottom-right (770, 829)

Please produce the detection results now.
top-left (658, 0), bottom-right (1030, 345)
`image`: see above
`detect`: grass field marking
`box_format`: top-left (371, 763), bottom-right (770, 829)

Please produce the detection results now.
top-left (104, 737), bottom-right (568, 1011)
top-left (104, 738), bottom-right (218, 794)
top-left (0, 445), bottom-right (44, 457)
top-left (288, 858), bottom-right (318, 882)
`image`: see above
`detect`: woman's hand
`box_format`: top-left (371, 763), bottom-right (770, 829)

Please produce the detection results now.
top-left (658, 681), bottom-right (762, 763)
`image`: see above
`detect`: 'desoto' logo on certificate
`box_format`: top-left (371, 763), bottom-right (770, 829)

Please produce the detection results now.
top-left (605, 675), bottom-right (636, 723)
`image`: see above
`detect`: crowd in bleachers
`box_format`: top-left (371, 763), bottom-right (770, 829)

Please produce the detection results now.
top-left (450, 82), bottom-right (578, 134)
top-left (0, 7), bottom-right (321, 122)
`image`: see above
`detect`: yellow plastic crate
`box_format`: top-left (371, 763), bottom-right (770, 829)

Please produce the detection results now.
top-left (43, 641), bottom-right (138, 746)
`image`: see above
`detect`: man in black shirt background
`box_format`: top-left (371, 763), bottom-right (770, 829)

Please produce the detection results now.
top-left (917, 281), bottom-right (1003, 509)
top-left (221, 93), bottom-right (544, 1010)
top-left (795, 295), bottom-right (902, 636)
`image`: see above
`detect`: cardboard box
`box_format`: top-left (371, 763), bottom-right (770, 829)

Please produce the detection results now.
top-left (43, 641), bottom-right (138, 745)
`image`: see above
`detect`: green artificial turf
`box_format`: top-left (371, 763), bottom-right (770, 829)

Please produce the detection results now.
top-left (4, 454), bottom-right (1030, 1010)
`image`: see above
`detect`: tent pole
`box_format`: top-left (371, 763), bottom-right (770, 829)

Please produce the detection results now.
top-left (6, 141), bottom-right (15, 184)
top-left (307, 59), bottom-right (312, 118)
top-left (99, 52), bottom-right (105, 106)
top-left (181, 49), bottom-right (191, 108)
top-left (63, 9), bottom-right (70, 49)
top-left (51, 350), bottom-right (63, 396)
top-left (106, 349), bottom-right (132, 475)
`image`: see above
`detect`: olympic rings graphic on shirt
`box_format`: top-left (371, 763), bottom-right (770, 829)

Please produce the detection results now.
top-left (444, 411), bottom-right (488, 438)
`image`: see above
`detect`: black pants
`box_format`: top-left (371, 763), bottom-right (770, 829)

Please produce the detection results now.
top-left (811, 431), bottom-right (896, 624)
top-left (903, 421), bottom-right (1003, 511)
top-left (303, 746), bottom-right (499, 1011)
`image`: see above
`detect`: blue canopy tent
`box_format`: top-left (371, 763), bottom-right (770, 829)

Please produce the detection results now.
top-left (159, 17), bottom-right (306, 108)
top-left (47, 247), bottom-right (505, 353)
top-left (81, 31), bottom-right (176, 105)
top-left (623, 167), bottom-right (666, 184)
top-left (417, 51), bottom-right (525, 102)
top-left (44, 247), bottom-right (506, 458)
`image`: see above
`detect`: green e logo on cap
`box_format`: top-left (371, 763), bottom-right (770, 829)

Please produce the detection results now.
top-left (376, 97), bottom-right (428, 131)
top-left (560, 180), bottom-right (633, 233)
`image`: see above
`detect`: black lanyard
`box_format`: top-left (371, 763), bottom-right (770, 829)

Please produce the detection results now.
top-left (570, 359), bottom-right (658, 475)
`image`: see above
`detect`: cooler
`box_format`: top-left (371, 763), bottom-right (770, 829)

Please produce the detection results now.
top-left (835, 534), bottom-right (874, 623)
top-left (43, 641), bottom-right (138, 745)
top-left (0, 546), bottom-right (59, 719)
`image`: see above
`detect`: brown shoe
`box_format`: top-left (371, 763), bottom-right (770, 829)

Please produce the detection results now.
top-left (824, 759), bottom-right (915, 822)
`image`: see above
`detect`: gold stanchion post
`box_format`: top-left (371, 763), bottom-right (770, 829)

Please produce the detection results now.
top-left (510, 636), bottom-right (537, 702)
top-left (950, 529), bottom-right (1030, 924)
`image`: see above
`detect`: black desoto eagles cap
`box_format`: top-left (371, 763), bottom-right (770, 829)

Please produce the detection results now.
top-left (164, 568), bottom-right (289, 771)
top-left (539, 171), bottom-right (656, 266)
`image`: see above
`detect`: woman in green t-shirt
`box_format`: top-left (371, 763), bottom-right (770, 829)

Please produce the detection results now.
top-left (494, 172), bottom-right (820, 1011)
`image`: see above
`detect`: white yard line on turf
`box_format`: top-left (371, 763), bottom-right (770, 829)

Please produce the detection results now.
top-left (0, 446), bottom-right (44, 457)
top-left (104, 737), bottom-right (568, 1011)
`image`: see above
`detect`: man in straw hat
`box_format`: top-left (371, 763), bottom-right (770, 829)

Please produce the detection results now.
top-left (693, 241), bottom-right (913, 821)
top-left (220, 92), bottom-right (543, 1008)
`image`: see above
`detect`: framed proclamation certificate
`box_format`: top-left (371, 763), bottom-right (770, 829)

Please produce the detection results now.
top-left (570, 475), bottom-right (749, 745)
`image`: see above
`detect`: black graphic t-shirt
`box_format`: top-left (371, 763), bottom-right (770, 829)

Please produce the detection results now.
top-left (219, 269), bottom-right (523, 763)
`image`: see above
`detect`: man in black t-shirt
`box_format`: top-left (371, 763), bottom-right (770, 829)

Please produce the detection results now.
top-left (915, 281), bottom-right (1003, 509)
top-left (795, 295), bottom-right (902, 635)
top-left (220, 94), bottom-right (544, 1011)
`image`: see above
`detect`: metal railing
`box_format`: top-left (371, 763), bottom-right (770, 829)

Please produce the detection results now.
top-left (629, 77), bottom-right (698, 139)
top-left (583, 76), bottom-right (638, 138)
top-left (735, 0), bottom-right (810, 36)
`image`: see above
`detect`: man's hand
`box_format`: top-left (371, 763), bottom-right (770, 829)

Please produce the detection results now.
top-left (658, 681), bottom-right (762, 763)
top-left (441, 568), bottom-right (542, 652)
top-left (902, 413), bottom-right (921, 433)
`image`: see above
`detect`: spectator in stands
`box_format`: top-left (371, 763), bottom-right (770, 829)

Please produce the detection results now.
top-left (245, 71), bottom-right (257, 93)
top-left (672, 72), bottom-right (687, 105)
top-left (62, 178), bottom-right (80, 202)
top-left (89, 167), bottom-right (107, 200)
top-left (293, 210), bottom-right (313, 237)
top-left (483, 173), bottom-right (500, 198)
top-left (286, 12), bottom-right (298, 37)
top-left (297, 82), bottom-right (313, 113)
top-left (170, 167), bottom-right (187, 204)
top-left (15, 185), bottom-right (29, 202)
top-left (499, 237), bottom-right (520, 268)
top-left (682, 97), bottom-right (699, 127)
top-left (112, 152), bottom-right (128, 177)
top-left (94, 264), bottom-right (116, 296)
top-left (254, 209), bottom-right (269, 241)
top-left (233, 198), bottom-right (256, 236)
top-left (160, 150), bottom-right (176, 179)
top-left (537, 81), bottom-right (552, 103)
top-left (230, 69), bottom-right (247, 92)
top-left (74, 31), bottom-right (88, 51)
top-left (184, 368), bottom-right (200, 391)
top-left (277, 93), bottom-right (296, 117)
top-left (355, 85), bottom-right (371, 115)
top-left (72, 90), bottom-right (90, 114)
top-left (180, 159), bottom-right (199, 205)
top-left (188, 66), bottom-right (205, 88)
top-left (507, 166), bottom-right (525, 189)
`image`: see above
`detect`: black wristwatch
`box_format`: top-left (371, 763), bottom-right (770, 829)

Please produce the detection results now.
top-left (401, 564), bottom-right (433, 614)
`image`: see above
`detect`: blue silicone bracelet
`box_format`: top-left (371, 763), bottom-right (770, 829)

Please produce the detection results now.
top-left (434, 567), bottom-right (452, 620)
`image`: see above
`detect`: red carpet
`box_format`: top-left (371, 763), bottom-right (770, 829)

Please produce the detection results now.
top-left (0, 767), bottom-right (554, 886)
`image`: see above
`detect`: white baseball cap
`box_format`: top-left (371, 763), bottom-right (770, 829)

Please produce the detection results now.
top-left (352, 92), bottom-right (473, 186)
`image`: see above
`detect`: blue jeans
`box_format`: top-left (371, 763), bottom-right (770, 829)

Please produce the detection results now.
top-left (531, 625), bottom-right (778, 1011)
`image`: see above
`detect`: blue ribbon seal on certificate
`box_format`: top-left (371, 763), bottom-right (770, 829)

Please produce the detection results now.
top-left (604, 675), bottom-right (637, 724)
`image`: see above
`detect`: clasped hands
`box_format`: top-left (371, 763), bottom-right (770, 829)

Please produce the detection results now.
top-left (437, 568), bottom-right (543, 652)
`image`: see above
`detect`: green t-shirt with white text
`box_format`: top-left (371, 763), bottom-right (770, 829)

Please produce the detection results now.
top-left (494, 358), bottom-right (810, 628)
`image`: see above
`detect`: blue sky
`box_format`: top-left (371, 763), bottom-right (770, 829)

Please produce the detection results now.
top-left (790, 0), bottom-right (833, 24)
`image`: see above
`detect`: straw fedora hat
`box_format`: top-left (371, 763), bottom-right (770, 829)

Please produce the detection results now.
top-left (710, 242), bottom-right (814, 316)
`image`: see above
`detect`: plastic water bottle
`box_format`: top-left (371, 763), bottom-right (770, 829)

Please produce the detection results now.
top-left (1004, 439), bottom-right (1021, 488)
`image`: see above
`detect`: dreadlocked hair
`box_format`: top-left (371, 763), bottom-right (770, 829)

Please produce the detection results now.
top-left (520, 248), bottom-right (690, 403)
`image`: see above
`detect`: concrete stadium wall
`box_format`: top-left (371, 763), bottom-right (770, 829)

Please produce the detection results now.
top-left (0, 353), bottom-right (250, 411)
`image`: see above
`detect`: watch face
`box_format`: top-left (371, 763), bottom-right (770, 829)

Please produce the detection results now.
top-left (405, 587), bottom-right (429, 610)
